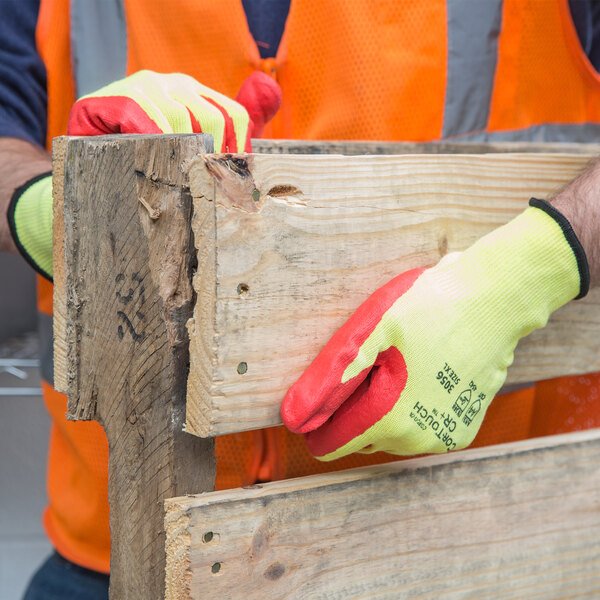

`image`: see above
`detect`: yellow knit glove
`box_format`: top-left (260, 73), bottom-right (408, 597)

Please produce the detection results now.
top-left (7, 173), bottom-right (53, 280)
top-left (68, 70), bottom-right (280, 152)
top-left (8, 70), bottom-right (281, 280)
top-left (281, 200), bottom-right (589, 460)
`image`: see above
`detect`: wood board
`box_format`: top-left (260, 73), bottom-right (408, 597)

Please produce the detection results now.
top-left (51, 137), bottom-right (600, 598)
top-left (53, 134), bottom-right (216, 599)
top-left (165, 428), bottom-right (600, 600)
top-left (186, 151), bottom-right (600, 437)
top-left (252, 138), bottom-right (600, 156)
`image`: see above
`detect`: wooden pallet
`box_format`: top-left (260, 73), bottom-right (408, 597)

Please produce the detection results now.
top-left (53, 136), bottom-right (600, 599)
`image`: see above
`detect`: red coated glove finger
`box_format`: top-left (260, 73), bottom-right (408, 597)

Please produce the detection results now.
top-left (280, 268), bottom-right (425, 439)
top-left (198, 94), bottom-right (239, 151)
top-left (68, 96), bottom-right (166, 135)
top-left (303, 345), bottom-right (409, 457)
top-left (69, 70), bottom-right (282, 152)
top-left (235, 71), bottom-right (282, 150)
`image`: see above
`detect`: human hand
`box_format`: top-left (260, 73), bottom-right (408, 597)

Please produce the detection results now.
top-left (7, 171), bottom-right (52, 279)
top-left (281, 201), bottom-right (588, 461)
top-left (8, 70), bottom-right (281, 280)
top-left (67, 69), bottom-right (281, 151)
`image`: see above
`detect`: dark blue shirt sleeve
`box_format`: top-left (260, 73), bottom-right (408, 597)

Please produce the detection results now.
top-left (0, 0), bottom-right (47, 146)
top-left (568, 0), bottom-right (600, 72)
top-left (242, 0), bottom-right (291, 59)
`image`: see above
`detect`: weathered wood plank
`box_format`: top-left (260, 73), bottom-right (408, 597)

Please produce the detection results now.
top-left (253, 138), bottom-right (600, 156)
top-left (52, 136), bottom-right (68, 393)
top-left (186, 152), bottom-right (600, 437)
top-left (55, 134), bottom-right (216, 600)
top-left (165, 428), bottom-right (600, 600)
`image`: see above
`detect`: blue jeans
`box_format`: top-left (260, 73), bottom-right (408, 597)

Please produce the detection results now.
top-left (23, 552), bottom-right (109, 600)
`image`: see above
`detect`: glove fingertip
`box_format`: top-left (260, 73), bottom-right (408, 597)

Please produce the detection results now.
top-left (67, 100), bottom-right (100, 136)
top-left (67, 96), bottom-right (164, 135)
top-left (280, 385), bottom-right (314, 433)
top-left (235, 71), bottom-right (282, 137)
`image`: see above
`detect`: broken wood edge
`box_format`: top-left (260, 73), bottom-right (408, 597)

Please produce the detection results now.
top-left (185, 157), bottom-right (219, 437)
top-left (57, 134), bottom-right (217, 598)
top-left (52, 136), bottom-right (68, 394)
top-left (165, 499), bottom-right (193, 600)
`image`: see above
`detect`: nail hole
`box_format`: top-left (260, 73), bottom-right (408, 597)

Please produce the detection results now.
top-left (237, 283), bottom-right (249, 297)
top-left (203, 532), bottom-right (213, 543)
top-left (438, 233), bottom-right (448, 257)
top-left (251, 189), bottom-right (260, 202)
top-left (212, 562), bottom-right (221, 574)
top-left (237, 362), bottom-right (248, 375)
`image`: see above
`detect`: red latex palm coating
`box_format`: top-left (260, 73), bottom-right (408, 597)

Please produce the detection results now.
top-left (281, 268), bottom-right (425, 456)
top-left (200, 95), bottom-right (238, 150)
top-left (68, 96), bottom-right (163, 136)
top-left (67, 71), bottom-right (282, 152)
top-left (68, 94), bottom-right (241, 151)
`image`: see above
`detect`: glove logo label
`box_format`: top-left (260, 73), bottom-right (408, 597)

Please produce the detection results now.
top-left (407, 362), bottom-right (489, 452)
top-left (436, 363), bottom-right (460, 394)
top-left (463, 399), bottom-right (482, 425)
top-left (453, 389), bottom-right (472, 417)
top-left (452, 381), bottom-right (486, 426)
top-left (410, 402), bottom-right (457, 450)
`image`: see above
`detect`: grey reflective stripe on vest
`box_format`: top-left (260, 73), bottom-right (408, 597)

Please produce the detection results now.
top-left (453, 122), bottom-right (600, 143)
top-left (38, 311), bottom-right (54, 386)
top-left (443, 0), bottom-right (504, 139)
top-left (70, 0), bottom-right (127, 97)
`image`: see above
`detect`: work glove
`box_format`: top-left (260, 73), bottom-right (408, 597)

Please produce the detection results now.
top-left (7, 172), bottom-right (53, 280)
top-left (67, 69), bottom-right (281, 151)
top-left (281, 200), bottom-right (589, 461)
top-left (8, 70), bottom-right (281, 281)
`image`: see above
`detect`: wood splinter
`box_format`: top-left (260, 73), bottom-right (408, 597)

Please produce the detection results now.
top-left (139, 196), bottom-right (161, 220)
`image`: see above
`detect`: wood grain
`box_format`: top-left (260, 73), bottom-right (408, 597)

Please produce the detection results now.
top-left (165, 428), bottom-right (600, 600)
top-left (56, 134), bottom-right (216, 599)
top-left (52, 136), bottom-right (68, 393)
top-left (253, 138), bottom-right (600, 156)
top-left (186, 152), bottom-right (600, 437)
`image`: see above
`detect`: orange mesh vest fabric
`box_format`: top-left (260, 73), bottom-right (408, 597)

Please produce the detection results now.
top-left (36, 0), bottom-right (600, 572)
top-left (488, 0), bottom-right (600, 132)
top-left (35, 277), bottom-right (111, 573)
top-left (488, 0), bottom-right (600, 440)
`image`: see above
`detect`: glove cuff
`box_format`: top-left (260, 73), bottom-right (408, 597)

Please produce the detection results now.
top-left (7, 172), bottom-right (54, 281)
top-left (529, 198), bottom-right (590, 299)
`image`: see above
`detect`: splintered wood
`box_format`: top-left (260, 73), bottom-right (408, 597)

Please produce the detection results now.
top-left (165, 429), bottom-right (600, 600)
top-left (185, 152), bottom-right (600, 438)
top-left (53, 134), bottom-right (216, 600)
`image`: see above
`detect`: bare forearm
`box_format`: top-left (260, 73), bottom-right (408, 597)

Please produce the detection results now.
top-left (550, 159), bottom-right (600, 288)
top-left (0, 137), bottom-right (51, 252)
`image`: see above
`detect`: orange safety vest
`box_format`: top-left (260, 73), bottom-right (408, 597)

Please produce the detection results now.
top-left (36, 0), bottom-right (600, 574)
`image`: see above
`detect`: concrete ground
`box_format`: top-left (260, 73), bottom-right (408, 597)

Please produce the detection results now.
top-left (0, 253), bottom-right (51, 599)
top-left (0, 332), bottom-right (51, 600)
